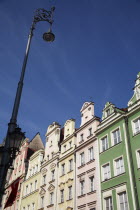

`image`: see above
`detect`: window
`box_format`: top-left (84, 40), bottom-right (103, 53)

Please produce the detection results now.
top-left (80, 180), bottom-right (85, 195)
top-left (61, 164), bottom-right (65, 175)
top-left (47, 155), bottom-right (49, 161)
top-left (26, 185), bottom-right (28, 195)
top-left (27, 205), bottom-right (30, 210)
top-left (137, 150), bottom-right (140, 168)
top-left (88, 147), bottom-right (94, 161)
top-left (118, 192), bottom-right (128, 210)
top-left (69, 159), bottom-right (73, 171)
top-left (106, 109), bottom-right (110, 117)
top-left (64, 145), bottom-right (67, 152)
top-left (69, 141), bottom-right (72, 148)
top-left (60, 189), bottom-right (64, 203)
top-left (80, 134), bottom-right (84, 141)
top-left (30, 183), bottom-right (32, 193)
top-left (35, 180), bottom-right (37, 190)
top-left (89, 127), bottom-right (92, 136)
top-left (68, 186), bottom-right (72, 200)
top-left (101, 136), bottom-right (108, 152)
top-left (32, 203), bottom-right (35, 210)
top-left (51, 170), bottom-right (55, 181)
top-left (50, 192), bottom-right (54, 205)
top-left (112, 129), bottom-right (121, 145)
top-left (41, 196), bottom-right (44, 208)
top-left (36, 164), bottom-right (38, 172)
top-left (115, 157), bottom-right (125, 175)
top-left (102, 163), bottom-right (111, 180)
top-left (43, 175), bottom-right (46, 185)
top-left (133, 118), bottom-right (140, 134)
top-left (105, 196), bottom-right (113, 210)
top-left (23, 207), bottom-right (25, 210)
top-left (89, 176), bottom-right (94, 192)
top-left (80, 152), bottom-right (85, 166)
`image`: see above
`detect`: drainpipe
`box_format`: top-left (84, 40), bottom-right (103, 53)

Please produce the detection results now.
top-left (124, 116), bottom-right (140, 210)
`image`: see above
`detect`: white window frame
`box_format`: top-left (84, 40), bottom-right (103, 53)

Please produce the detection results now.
top-left (51, 170), bottom-right (55, 181)
top-left (32, 203), bottom-right (35, 210)
top-left (61, 163), bottom-right (65, 175)
top-left (116, 185), bottom-right (129, 210)
top-left (114, 156), bottom-right (125, 176)
top-left (104, 196), bottom-right (113, 210)
top-left (68, 186), bottom-right (72, 200)
top-left (60, 189), bottom-right (64, 203)
top-left (69, 159), bottom-right (73, 171)
top-left (80, 180), bottom-right (85, 195)
top-left (132, 116), bottom-right (140, 135)
top-left (102, 162), bottom-right (111, 181)
top-left (88, 147), bottom-right (94, 161)
top-left (41, 196), bottom-right (44, 208)
top-left (101, 135), bottom-right (109, 152)
top-left (111, 127), bottom-right (121, 146)
top-left (89, 127), bottom-right (92, 136)
top-left (80, 152), bottom-right (85, 166)
top-left (118, 191), bottom-right (128, 210)
top-left (35, 180), bottom-right (37, 190)
top-left (89, 176), bottom-right (94, 192)
top-left (136, 149), bottom-right (140, 168)
top-left (42, 175), bottom-right (46, 185)
top-left (50, 192), bottom-right (54, 205)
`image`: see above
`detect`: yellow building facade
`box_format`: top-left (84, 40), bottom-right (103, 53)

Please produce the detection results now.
top-left (20, 149), bottom-right (44, 210)
top-left (57, 119), bottom-right (76, 210)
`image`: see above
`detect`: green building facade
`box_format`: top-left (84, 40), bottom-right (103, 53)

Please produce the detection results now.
top-left (96, 73), bottom-right (140, 210)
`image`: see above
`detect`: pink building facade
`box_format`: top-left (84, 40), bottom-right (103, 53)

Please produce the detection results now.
top-left (3, 133), bottom-right (44, 210)
top-left (75, 102), bottom-right (101, 210)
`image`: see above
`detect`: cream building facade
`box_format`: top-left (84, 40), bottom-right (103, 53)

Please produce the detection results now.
top-left (57, 119), bottom-right (76, 210)
top-left (20, 148), bottom-right (44, 210)
top-left (39, 122), bottom-right (62, 210)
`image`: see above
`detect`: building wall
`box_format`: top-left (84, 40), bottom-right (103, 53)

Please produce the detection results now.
top-left (57, 119), bottom-right (76, 210)
top-left (76, 102), bottom-right (101, 210)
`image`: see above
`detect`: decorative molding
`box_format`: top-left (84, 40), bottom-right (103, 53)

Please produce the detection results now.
top-left (50, 163), bottom-right (56, 169)
top-left (39, 188), bottom-right (46, 195)
top-left (41, 168), bottom-right (47, 175)
top-left (48, 184), bottom-right (55, 192)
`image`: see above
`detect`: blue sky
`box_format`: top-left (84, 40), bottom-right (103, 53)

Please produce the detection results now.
top-left (0, 0), bottom-right (140, 143)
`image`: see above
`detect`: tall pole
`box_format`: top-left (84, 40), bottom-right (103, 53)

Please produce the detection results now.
top-left (0, 7), bottom-right (55, 207)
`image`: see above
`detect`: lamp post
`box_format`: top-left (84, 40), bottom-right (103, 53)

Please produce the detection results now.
top-left (0, 7), bottom-right (55, 206)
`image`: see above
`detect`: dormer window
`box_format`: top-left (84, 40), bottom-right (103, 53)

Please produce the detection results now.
top-left (106, 109), bottom-right (110, 117)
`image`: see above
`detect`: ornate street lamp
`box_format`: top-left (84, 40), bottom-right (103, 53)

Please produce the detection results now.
top-left (0, 7), bottom-right (55, 206)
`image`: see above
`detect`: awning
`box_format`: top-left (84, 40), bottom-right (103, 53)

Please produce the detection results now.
top-left (4, 177), bottom-right (20, 208)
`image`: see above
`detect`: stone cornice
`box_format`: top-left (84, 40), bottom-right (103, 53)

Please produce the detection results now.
top-left (75, 136), bottom-right (97, 152)
top-left (75, 116), bottom-right (100, 134)
top-left (61, 133), bottom-right (75, 144)
top-left (41, 155), bottom-right (59, 168)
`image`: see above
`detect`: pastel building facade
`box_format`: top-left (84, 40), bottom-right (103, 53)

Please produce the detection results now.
top-left (57, 119), bottom-right (76, 210)
top-left (3, 133), bottom-right (44, 210)
top-left (75, 102), bottom-right (101, 210)
top-left (39, 122), bottom-right (62, 210)
top-left (20, 148), bottom-right (44, 210)
top-left (96, 73), bottom-right (140, 210)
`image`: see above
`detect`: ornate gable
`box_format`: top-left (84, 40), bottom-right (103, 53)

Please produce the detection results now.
top-left (128, 72), bottom-right (140, 107)
top-left (80, 102), bottom-right (94, 126)
top-left (102, 102), bottom-right (115, 120)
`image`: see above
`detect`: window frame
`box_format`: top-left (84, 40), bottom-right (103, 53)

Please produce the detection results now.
top-left (102, 162), bottom-right (111, 181)
top-left (111, 127), bottom-right (121, 146)
top-left (114, 156), bottom-right (125, 176)
top-left (100, 135), bottom-right (109, 152)
top-left (80, 152), bottom-right (85, 166)
top-left (132, 116), bottom-right (140, 135)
